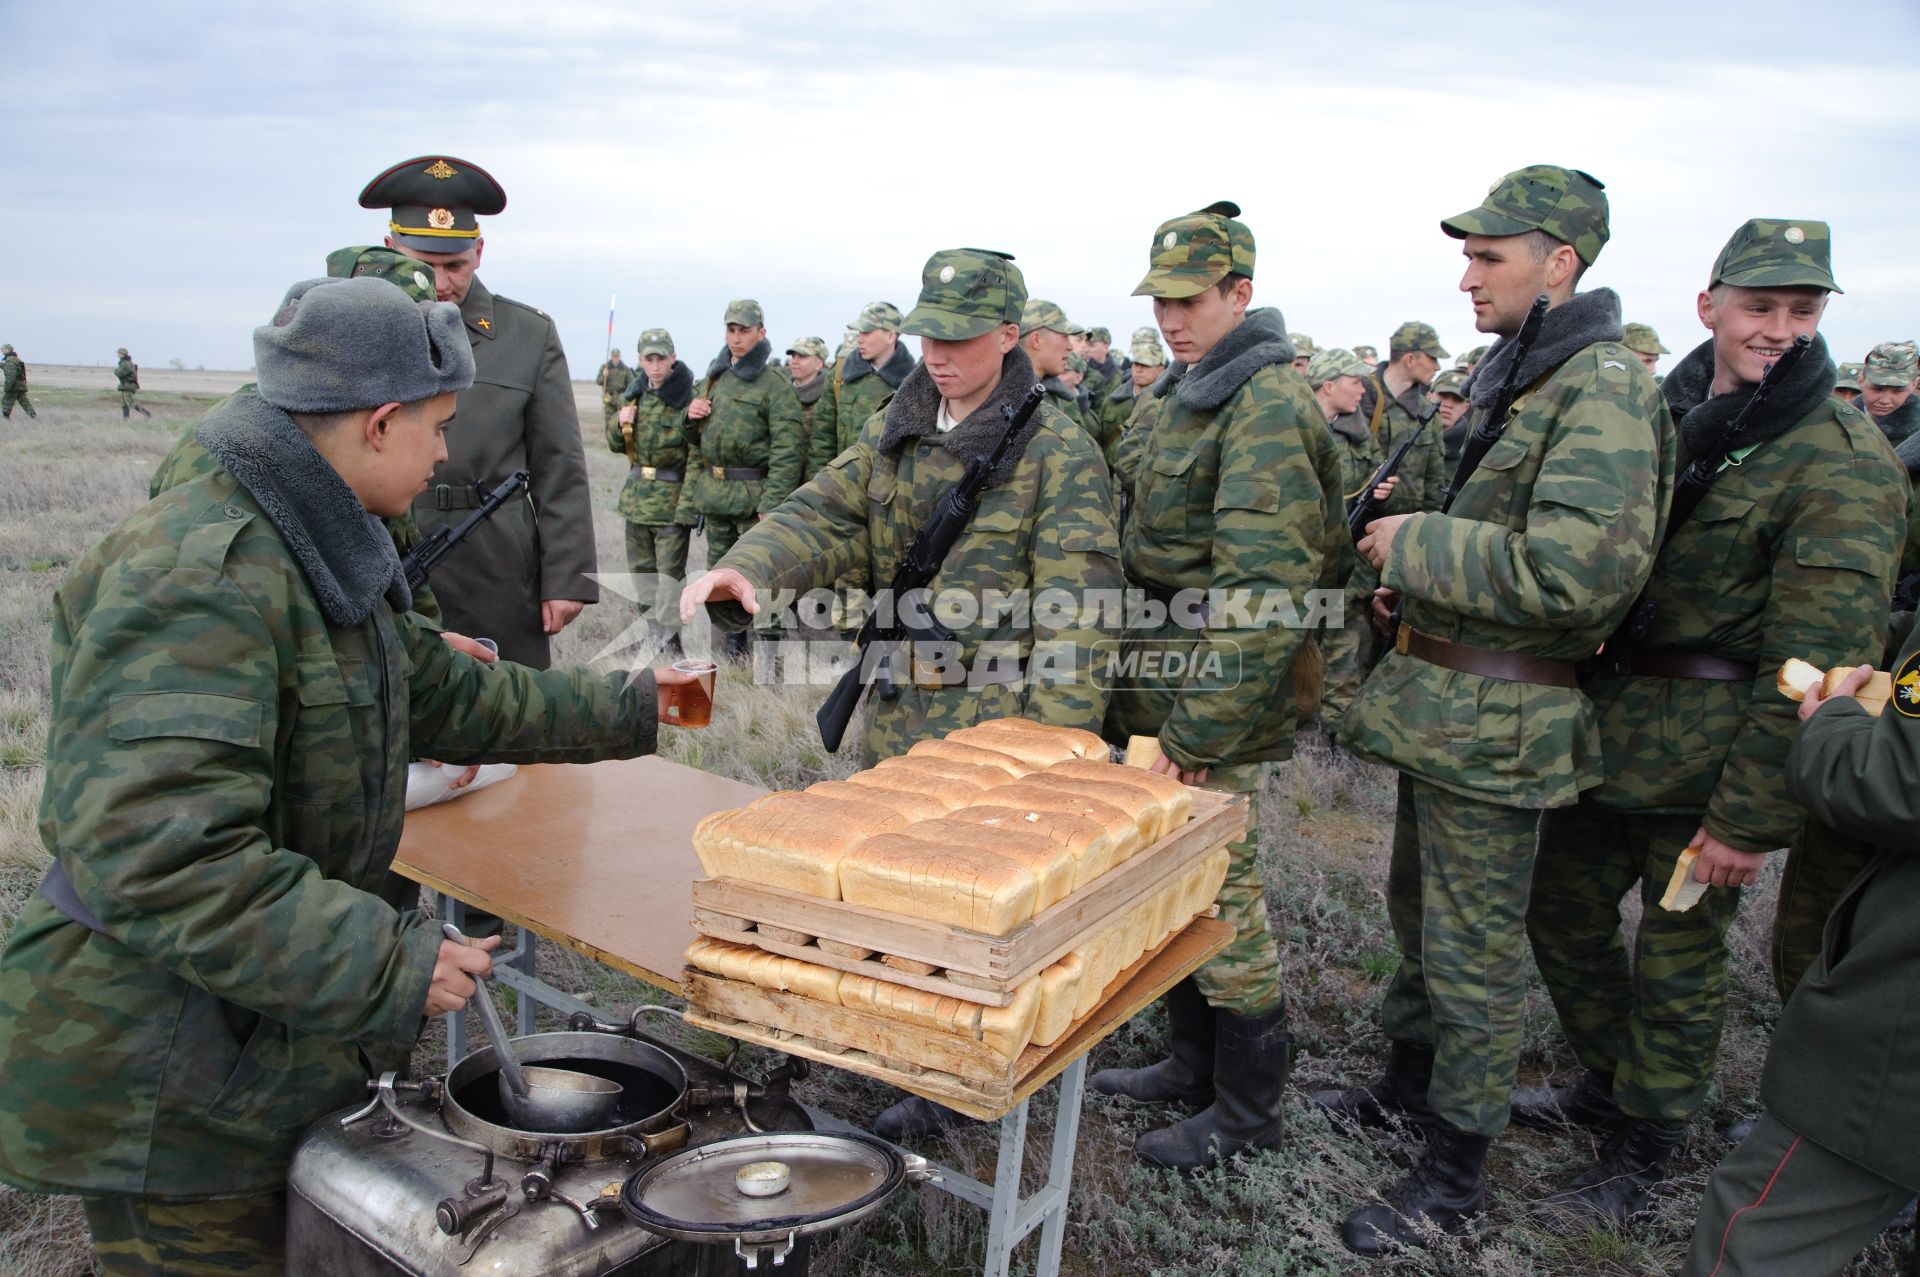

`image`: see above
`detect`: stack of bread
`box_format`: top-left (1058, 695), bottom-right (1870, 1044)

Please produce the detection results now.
top-left (686, 718), bottom-right (1227, 1062)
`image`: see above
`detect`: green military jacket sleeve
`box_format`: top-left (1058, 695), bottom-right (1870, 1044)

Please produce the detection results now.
top-left (1111, 365), bottom-right (1345, 771)
top-left (1586, 399), bottom-right (1902, 850)
top-left (1343, 343), bottom-right (1674, 807)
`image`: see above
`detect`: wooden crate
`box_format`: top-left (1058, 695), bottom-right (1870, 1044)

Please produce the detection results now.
top-left (684, 917), bottom-right (1235, 1120)
top-left (688, 786), bottom-right (1246, 1006)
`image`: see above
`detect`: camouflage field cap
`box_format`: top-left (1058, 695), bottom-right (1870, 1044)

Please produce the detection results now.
top-left (1305, 347), bottom-right (1368, 388)
top-left (1133, 200), bottom-right (1256, 298)
top-left (1456, 344), bottom-right (1489, 369)
top-left (637, 329), bottom-right (675, 357)
top-left (1130, 330), bottom-right (1168, 366)
top-left (1353, 344), bottom-right (1379, 366)
top-left (1621, 322), bottom-right (1670, 356)
top-left (1864, 341), bottom-right (1919, 387)
top-left (1430, 366), bottom-right (1470, 398)
top-left (116, 347), bottom-right (128, 356)
top-left (1066, 352), bottom-right (1089, 375)
top-left (1086, 326), bottom-right (1112, 344)
top-left (1290, 332), bottom-right (1317, 357)
top-left (1, 344), bottom-right (12, 354)
top-left (324, 245), bottom-right (437, 303)
top-left (359, 155), bottom-right (504, 256)
top-left (1020, 299), bottom-right (1085, 337)
top-left (1709, 219), bottom-right (1842, 293)
top-left (1835, 362), bottom-right (1864, 392)
top-left (786, 335), bottom-right (830, 362)
top-left (1389, 320), bottom-right (1449, 360)
top-left (724, 299), bottom-right (765, 327)
top-left (901, 248), bottom-right (1026, 340)
top-left (1442, 164), bottom-right (1610, 266)
top-left (856, 301), bottom-right (903, 334)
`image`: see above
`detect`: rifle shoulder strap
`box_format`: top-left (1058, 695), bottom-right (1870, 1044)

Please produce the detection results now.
top-left (1365, 374), bottom-right (1390, 437)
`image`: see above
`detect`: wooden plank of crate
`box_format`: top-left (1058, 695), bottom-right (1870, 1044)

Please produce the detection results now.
top-left (689, 915), bottom-right (1014, 1008)
top-left (683, 970), bottom-right (1017, 1086)
top-left (692, 879), bottom-right (1019, 974)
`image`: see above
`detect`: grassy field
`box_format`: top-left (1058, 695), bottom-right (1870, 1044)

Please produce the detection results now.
top-left (0, 388), bottom-right (1909, 1276)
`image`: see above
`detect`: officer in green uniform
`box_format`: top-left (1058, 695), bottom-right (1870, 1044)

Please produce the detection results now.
top-left (1, 344), bottom-right (36, 420)
top-left (1088, 201), bottom-right (1344, 1172)
top-left (1430, 365), bottom-right (1471, 463)
top-left (0, 276), bottom-right (690, 1274)
top-left (682, 298), bottom-right (806, 664)
top-left (1020, 299), bottom-right (1089, 433)
top-left (1518, 219), bottom-right (1901, 1226)
top-left (1861, 340), bottom-right (1919, 445)
top-left (1622, 321), bottom-right (1670, 378)
top-left (1308, 346), bottom-right (1379, 732)
top-left (1318, 165), bottom-right (1675, 1254)
top-left (785, 336), bottom-right (834, 484)
top-left (596, 348), bottom-right (634, 439)
top-left (611, 328), bottom-right (698, 657)
top-left (1679, 646), bottom-right (1920, 1276)
top-left (362, 154), bottom-right (599, 670)
top-left (114, 349), bottom-right (150, 419)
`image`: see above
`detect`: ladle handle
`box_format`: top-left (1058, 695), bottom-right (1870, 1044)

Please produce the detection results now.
top-left (442, 922), bottom-right (530, 1099)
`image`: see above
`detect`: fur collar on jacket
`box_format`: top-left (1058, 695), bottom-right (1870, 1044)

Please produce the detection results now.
top-left (1463, 288), bottom-right (1624, 409)
top-left (1663, 334), bottom-right (1836, 461)
top-left (1153, 307), bottom-right (1294, 411)
top-left (842, 341), bottom-right (915, 389)
top-left (641, 360), bottom-right (695, 411)
top-left (706, 338), bottom-right (772, 383)
top-left (879, 346), bottom-right (1045, 486)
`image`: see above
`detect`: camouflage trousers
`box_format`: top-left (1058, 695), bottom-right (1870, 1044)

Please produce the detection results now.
top-left (1772, 819), bottom-right (1876, 1004)
top-left (623, 521), bottom-right (690, 632)
top-left (83, 1190), bottom-right (285, 1275)
top-left (1189, 762), bottom-right (1284, 1018)
top-left (120, 390), bottom-right (148, 417)
top-left (1, 389), bottom-right (33, 419)
top-left (1377, 773), bottom-right (1541, 1137)
top-left (1318, 570), bottom-right (1383, 730)
top-left (1529, 801), bottom-right (1742, 1122)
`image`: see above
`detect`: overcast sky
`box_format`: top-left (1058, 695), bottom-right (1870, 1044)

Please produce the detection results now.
top-left (4, 1), bottom-right (1916, 379)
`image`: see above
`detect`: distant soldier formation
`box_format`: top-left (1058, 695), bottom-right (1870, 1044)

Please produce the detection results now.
top-left (2, 151), bottom-right (1918, 1277)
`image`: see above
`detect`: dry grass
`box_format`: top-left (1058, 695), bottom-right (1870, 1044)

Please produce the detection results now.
top-left (0, 390), bottom-right (1910, 1276)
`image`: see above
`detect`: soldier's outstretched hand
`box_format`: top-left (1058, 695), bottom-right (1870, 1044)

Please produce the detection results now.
top-left (680, 568), bottom-right (759, 624)
top-left (427, 932), bottom-right (501, 1017)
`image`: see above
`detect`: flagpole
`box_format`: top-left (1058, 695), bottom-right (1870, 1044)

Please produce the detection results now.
top-left (605, 293), bottom-right (616, 362)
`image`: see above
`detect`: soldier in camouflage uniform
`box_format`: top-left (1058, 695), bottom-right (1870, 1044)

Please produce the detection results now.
top-left (1834, 360), bottom-right (1864, 404)
top-left (611, 328), bottom-right (698, 656)
top-left (1430, 364), bottom-right (1472, 463)
top-left (1020, 298), bottom-right (1089, 434)
top-left (1860, 339), bottom-right (1919, 445)
top-left (0, 276), bottom-right (686, 1274)
top-left (683, 298), bottom-right (806, 663)
top-left (682, 249), bottom-right (1120, 1139)
top-left (1353, 343), bottom-right (1379, 369)
top-left (1098, 327), bottom-right (1166, 471)
top-left (1456, 343), bottom-right (1489, 373)
top-left (595, 347), bottom-right (633, 439)
top-left (1622, 321), bottom-right (1670, 378)
top-left (1308, 347), bottom-right (1379, 731)
top-left (810, 301), bottom-right (914, 474)
top-left (1316, 165), bottom-right (1676, 1254)
top-left (1088, 201), bottom-right (1345, 1172)
top-left (1517, 219), bottom-right (1901, 1227)
top-left (114, 348), bottom-right (150, 419)
top-left (1290, 332), bottom-right (1316, 374)
top-left (1, 343), bottom-right (36, 420)
top-left (1081, 325), bottom-right (1119, 405)
top-left (785, 336), bottom-right (834, 483)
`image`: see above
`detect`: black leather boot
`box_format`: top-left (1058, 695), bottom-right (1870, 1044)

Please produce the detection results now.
top-left (873, 1096), bottom-right (971, 1142)
top-left (1509, 1068), bottom-right (1620, 1132)
top-left (1311, 1039), bottom-right (1436, 1132)
top-left (1135, 1002), bottom-right (1288, 1170)
top-left (1534, 1117), bottom-right (1685, 1227)
top-left (1341, 1118), bottom-right (1490, 1255)
top-left (1090, 979), bottom-right (1215, 1107)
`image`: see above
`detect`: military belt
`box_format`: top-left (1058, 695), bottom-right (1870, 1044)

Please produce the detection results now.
top-left (1396, 624), bottom-right (1579, 689)
top-left (1139, 582), bottom-right (1211, 624)
top-left (637, 466), bottom-right (684, 483)
top-left (909, 656), bottom-right (1028, 692)
top-left (421, 482), bottom-right (493, 511)
top-left (1627, 651), bottom-right (1760, 682)
top-left (710, 466), bottom-right (769, 481)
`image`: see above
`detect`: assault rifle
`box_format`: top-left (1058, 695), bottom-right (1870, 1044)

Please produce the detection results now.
top-left (815, 384), bottom-right (1047, 752)
top-left (1347, 399), bottom-right (1439, 544)
top-left (402, 470), bottom-right (530, 593)
top-left (1437, 294), bottom-right (1551, 514)
top-left (1587, 334), bottom-right (1813, 677)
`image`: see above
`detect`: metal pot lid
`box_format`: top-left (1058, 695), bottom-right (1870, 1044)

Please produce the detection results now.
top-left (619, 1130), bottom-right (908, 1244)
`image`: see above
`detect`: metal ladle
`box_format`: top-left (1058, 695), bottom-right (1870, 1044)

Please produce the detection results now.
top-left (442, 923), bottom-right (622, 1133)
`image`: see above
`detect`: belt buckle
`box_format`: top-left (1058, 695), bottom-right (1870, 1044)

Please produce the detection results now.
top-left (1394, 623), bottom-right (1411, 656)
top-left (431, 483), bottom-right (454, 511)
top-left (711, 465), bottom-right (727, 480)
top-left (639, 465), bottom-right (657, 480)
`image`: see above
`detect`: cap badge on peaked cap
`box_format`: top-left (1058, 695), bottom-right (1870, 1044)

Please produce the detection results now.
top-left (427, 208), bottom-right (455, 230)
top-left (424, 159), bottom-right (458, 180)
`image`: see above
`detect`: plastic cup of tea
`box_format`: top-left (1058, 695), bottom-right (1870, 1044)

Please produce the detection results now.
top-left (473, 637), bottom-right (499, 658)
top-left (667, 659), bottom-right (718, 728)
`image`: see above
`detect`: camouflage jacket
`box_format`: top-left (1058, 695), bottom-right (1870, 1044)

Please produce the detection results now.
top-left (1, 354), bottom-right (24, 392)
top-left (1351, 370), bottom-right (1448, 513)
top-left (1343, 290), bottom-right (1676, 808)
top-left (1326, 411), bottom-right (1379, 592)
top-left (1585, 339), bottom-right (1901, 850)
top-left (707, 348), bottom-right (1120, 765)
top-left (0, 411), bottom-right (659, 1197)
top-left (1081, 355), bottom-right (1119, 410)
top-left (606, 361), bottom-right (696, 526)
top-left (596, 358), bottom-right (634, 405)
top-left (1096, 379), bottom-right (1141, 468)
top-left (150, 397), bottom-right (442, 625)
top-left (1107, 309), bottom-right (1346, 772)
top-left (1041, 376), bottom-right (1087, 434)
top-left (791, 369), bottom-right (833, 485)
top-left (114, 356), bottom-right (139, 393)
top-left (682, 339), bottom-right (805, 519)
top-left (811, 340), bottom-right (915, 474)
